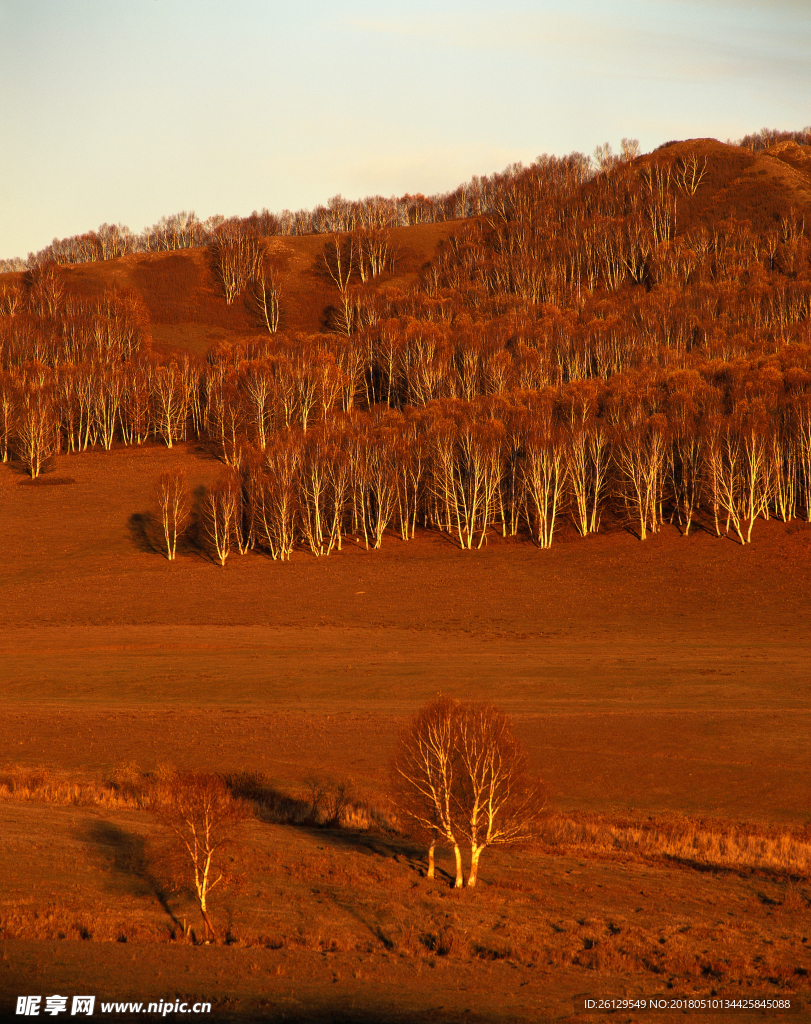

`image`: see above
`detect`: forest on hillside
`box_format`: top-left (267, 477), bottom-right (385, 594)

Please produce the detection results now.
top-left (1, 128), bottom-right (811, 560)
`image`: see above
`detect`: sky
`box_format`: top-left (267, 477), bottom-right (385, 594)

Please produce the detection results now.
top-left (1, 0), bottom-right (809, 260)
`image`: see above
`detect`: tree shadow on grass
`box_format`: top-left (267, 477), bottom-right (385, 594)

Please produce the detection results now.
top-left (129, 508), bottom-right (205, 560)
top-left (223, 773), bottom-right (436, 880)
top-left (83, 820), bottom-right (180, 928)
top-left (128, 511), bottom-right (158, 554)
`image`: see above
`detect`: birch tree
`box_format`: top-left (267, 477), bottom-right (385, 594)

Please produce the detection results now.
top-left (391, 697), bottom-right (546, 888)
top-left (152, 772), bottom-right (247, 943)
top-left (154, 469), bottom-right (191, 561)
top-left (454, 703), bottom-right (547, 887)
top-left (391, 696), bottom-right (466, 887)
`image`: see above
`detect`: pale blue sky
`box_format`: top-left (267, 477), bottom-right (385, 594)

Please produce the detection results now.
top-left (1, 0), bottom-right (808, 259)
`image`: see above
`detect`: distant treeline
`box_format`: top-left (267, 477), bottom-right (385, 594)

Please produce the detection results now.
top-left (2, 126), bottom-right (811, 554)
top-left (2, 126), bottom-right (808, 274)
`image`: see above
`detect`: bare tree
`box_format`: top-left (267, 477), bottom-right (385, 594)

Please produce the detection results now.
top-left (391, 697), bottom-right (546, 887)
top-left (252, 434), bottom-right (300, 559)
top-left (15, 385), bottom-right (58, 478)
top-left (151, 363), bottom-right (188, 448)
top-left (453, 703), bottom-right (547, 886)
top-left (27, 262), bottom-right (65, 318)
top-left (152, 772), bottom-right (247, 942)
top-left (209, 223), bottom-right (264, 305)
top-left (0, 373), bottom-right (17, 463)
top-left (251, 265), bottom-right (282, 334)
top-left (203, 472), bottom-right (241, 565)
top-left (674, 152), bottom-right (708, 196)
top-left (0, 283), bottom-right (23, 317)
top-left (391, 695), bottom-right (466, 887)
top-left (154, 469), bottom-right (192, 560)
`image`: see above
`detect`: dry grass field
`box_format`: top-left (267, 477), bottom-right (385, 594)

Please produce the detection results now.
top-left (1, 440), bottom-right (810, 1022)
top-left (2, 146), bottom-right (811, 1019)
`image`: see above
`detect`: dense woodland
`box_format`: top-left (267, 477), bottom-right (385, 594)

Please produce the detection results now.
top-left (2, 129), bottom-right (811, 558)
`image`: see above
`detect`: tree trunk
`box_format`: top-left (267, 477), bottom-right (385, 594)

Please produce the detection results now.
top-left (453, 844), bottom-right (464, 888)
top-left (199, 904), bottom-right (216, 943)
top-left (467, 845), bottom-right (483, 887)
top-left (427, 841), bottom-right (435, 879)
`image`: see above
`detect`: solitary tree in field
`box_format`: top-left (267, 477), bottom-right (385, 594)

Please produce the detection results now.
top-left (154, 469), bottom-right (191, 560)
top-left (152, 772), bottom-right (247, 943)
top-left (391, 697), bottom-right (546, 887)
top-left (391, 695), bottom-right (466, 887)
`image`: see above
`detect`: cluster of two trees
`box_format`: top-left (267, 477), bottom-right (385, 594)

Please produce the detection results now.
top-left (148, 695), bottom-right (541, 948)
top-left (392, 697), bottom-right (546, 888)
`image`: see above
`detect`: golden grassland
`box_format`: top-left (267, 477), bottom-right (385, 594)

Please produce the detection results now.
top-left (2, 765), bottom-right (811, 879)
top-left (1, 771), bottom-right (810, 1023)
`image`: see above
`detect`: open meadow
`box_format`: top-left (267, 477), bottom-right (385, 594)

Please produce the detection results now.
top-left (1, 441), bottom-right (810, 1022)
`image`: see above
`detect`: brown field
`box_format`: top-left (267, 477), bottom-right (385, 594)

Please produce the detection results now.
top-left (1, 440), bottom-right (810, 1022)
top-left (3, 151), bottom-right (811, 1020)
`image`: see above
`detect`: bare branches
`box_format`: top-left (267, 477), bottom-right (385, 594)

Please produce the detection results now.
top-left (391, 695), bottom-right (466, 886)
top-left (209, 223), bottom-right (265, 305)
top-left (639, 162), bottom-right (677, 245)
top-left (154, 469), bottom-right (191, 560)
top-left (674, 152), bottom-right (708, 197)
top-left (454, 704), bottom-right (547, 886)
top-left (203, 472), bottom-right (241, 565)
top-left (14, 383), bottom-right (58, 478)
top-left (151, 772), bottom-right (247, 942)
top-left (391, 697), bottom-right (546, 887)
top-left (251, 266), bottom-right (282, 333)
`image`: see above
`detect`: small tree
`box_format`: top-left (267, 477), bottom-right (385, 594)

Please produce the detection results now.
top-left (251, 265), bottom-right (282, 334)
top-left (152, 772), bottom-right (247, 942)
top-left (454, 704), bottom-right (547, 886)
top-left (202, 472), bottom-right (241, 565)
top-left (391, 697), bottom-right (546, 887)
top-left (15, 385), bottom-right (58, 479)
top-left (391, 695), bottom-right (467, 888)
top-left (154, 469), bottom-right (191, 560)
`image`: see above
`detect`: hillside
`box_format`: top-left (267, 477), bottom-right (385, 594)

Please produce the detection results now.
top-left (2, 134), bottom-right (811, 1021)
top-left (1, 219), bottom-right (458, 358)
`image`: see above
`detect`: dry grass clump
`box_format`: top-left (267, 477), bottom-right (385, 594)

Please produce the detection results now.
top-left (0, 764), bottom-right (150, 810)
top-left (222, 771), bottom-right (391, 831)
top-left (540, 812), bottom-right (811, 876)
top-left (0, 764), bottom-right (386, 830)
top-left (0, 904), bottom-right (169, 944)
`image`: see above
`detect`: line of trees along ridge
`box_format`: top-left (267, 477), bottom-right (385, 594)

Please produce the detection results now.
top-left (2, 126), bottom-right (808, 274)
top-left (1, 131), bottom-right (811, 555)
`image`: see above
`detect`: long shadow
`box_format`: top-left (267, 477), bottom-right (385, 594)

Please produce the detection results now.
top-left (128, 511), bottom-right (157, 553)
top-left (83, 820), bottom-right (181, 928)
top-left (223, 774), bottom-right (443, 882)
top-left (129, 506), bottom-right (206, 560)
